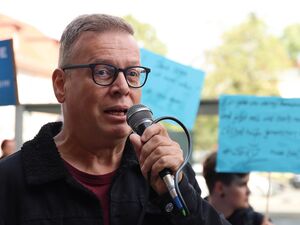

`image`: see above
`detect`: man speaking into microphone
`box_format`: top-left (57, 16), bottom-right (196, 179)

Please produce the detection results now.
top-left (0, 14), bottom-right (230, 225)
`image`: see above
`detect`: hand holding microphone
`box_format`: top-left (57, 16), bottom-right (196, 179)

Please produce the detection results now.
top-left (127, 104), bottom-right (185, 212)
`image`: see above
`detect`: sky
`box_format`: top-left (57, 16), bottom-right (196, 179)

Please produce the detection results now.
top-left (2, 0), bottom-right (300, 69)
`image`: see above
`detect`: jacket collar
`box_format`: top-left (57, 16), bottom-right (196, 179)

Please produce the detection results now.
top-left (22, 122), bottom-right (67, 185)
top-left (22, 122), bottom-right (139, 186)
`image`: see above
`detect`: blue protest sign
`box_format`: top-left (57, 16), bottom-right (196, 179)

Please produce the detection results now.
top-left (217, 95), bottom-right (300, 173)
top-left (0, 39), bottom-right (18, 105)
top-left (140, 48), bottom-right (205, 130)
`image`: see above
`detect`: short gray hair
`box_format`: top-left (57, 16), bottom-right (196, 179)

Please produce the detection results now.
top-left (58, 14), bottom-right (134, 67)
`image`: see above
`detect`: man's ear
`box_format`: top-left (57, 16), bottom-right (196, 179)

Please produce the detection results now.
top-left (214, 181), bottom-right (226, 198)
top-left (52, 68), bottom-right (66, 103)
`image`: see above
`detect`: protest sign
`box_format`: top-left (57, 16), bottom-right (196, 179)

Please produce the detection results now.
top-left (0, 39), bottom-right (18, 106)
top-left (218, 95), bottom-right (300, 173)
top-left (140, 48), bottom-right (205, 130)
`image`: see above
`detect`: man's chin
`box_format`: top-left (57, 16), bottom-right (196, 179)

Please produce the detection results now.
top-left (110, 127), bottom-right (131, 138)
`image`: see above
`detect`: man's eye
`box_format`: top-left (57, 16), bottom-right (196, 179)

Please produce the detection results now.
top-left (128, 71), bottom-right (139, 77)
top-left (95, 69), bottom-right (110, 76)
top-left (94, 65), bottom-right (115, 77)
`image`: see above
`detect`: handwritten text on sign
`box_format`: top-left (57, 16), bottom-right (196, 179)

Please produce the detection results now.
top-left (217, 95), bottom-right (300, 173)
top-left (140, 48), bottom-right (205, 130)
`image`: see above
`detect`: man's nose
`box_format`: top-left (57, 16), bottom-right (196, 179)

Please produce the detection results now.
top-left (111, 71), bottom-right (130, 94)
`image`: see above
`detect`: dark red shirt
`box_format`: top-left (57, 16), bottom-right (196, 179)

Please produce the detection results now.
top-left (64, 161), bottom-right (116, 225)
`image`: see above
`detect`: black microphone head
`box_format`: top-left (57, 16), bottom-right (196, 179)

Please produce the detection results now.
top-left (126, 104), bottom-right (153, 135)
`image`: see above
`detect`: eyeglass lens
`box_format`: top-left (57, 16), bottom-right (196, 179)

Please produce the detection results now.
top-left (93, 64), bottom-right (147, 87)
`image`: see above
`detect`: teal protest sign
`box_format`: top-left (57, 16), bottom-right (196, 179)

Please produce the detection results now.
top-left (140, 48), bottom-right (205, 130)
top-left (0, 39), bottom-right (18, 105)
top-left (217, 95), bottom-right (300, 173)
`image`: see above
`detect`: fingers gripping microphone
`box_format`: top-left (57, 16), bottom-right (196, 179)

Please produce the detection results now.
top-left (126, 104), bottom-right (184, 213)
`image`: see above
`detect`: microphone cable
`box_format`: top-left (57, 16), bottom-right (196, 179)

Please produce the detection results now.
top-left (153, 116), bottom-right (192, 217)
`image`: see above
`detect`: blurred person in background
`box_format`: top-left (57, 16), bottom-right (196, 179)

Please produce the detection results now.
top-left (0, 14), bottom-right (230, 225)
top-left (203, 151), bottom-right (274, 225)
top-left (0, 139), bottom-right (16, 159)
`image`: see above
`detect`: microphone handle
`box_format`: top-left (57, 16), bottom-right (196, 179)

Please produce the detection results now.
top-left (159, 168), bottom-right (175, 196)
top-left (135, 123), bottom-right (174, 183)
top-left (132, 120), bottom-right (184, 211)
top-left (159, 168), bottom-right (184, 211)
top-left (159, 168), bottom-right (172, 180)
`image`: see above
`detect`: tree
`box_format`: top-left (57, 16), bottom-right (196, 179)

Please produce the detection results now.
top-left (193, 14), bottom-right (291, 151)
top-left (281, 24), bottom-right (300, 66)
top-left (123, 15), bottom-right (167, 55)
top-left (203, 14), bottom-right (291, 98)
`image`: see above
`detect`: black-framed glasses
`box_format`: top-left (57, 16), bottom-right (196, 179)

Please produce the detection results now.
top-left (62, 63), bottom-right (151, 88)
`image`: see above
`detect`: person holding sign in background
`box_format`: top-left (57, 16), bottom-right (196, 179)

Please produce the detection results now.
top-left (0, 14), bottom-right (230, 225)
top-left (203, 152), bottom-right (274, 225)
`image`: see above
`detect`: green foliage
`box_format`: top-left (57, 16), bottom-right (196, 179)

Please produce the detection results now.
top-left (203, 14), bottom-right (291, 99)
top-left (281, 24), bottom-right (300, 65)
top-left (193, 115), bottom-right (218, 151)
top-left (123, 15), bottom-right (167, 56)
top-left (193, 14), bottom-right (292, 151)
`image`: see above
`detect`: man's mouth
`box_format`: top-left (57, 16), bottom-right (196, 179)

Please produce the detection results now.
top-left (105, 108), bottom-right (128, 116)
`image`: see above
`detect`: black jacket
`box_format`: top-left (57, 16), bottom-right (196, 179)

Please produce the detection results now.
top-left (0, 122), bottom-right (230, 225)
top-left (227, 207), bottom-right (264, 225)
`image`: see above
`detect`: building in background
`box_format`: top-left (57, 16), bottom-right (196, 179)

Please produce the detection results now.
top-left (0, 14), bottom-right (60, 145)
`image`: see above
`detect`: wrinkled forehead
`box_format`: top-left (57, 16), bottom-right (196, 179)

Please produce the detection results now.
top-left (70, 31), bottom-right (140, 62)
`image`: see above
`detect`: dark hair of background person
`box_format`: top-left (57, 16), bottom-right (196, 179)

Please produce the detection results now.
top-left (203, 151), bottom-right (249, 193)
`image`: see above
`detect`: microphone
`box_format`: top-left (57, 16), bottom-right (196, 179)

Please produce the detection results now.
top-left (126, 104), bottom-right (184, 212)
top-left (126, 104), bottom-right (153, 136)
